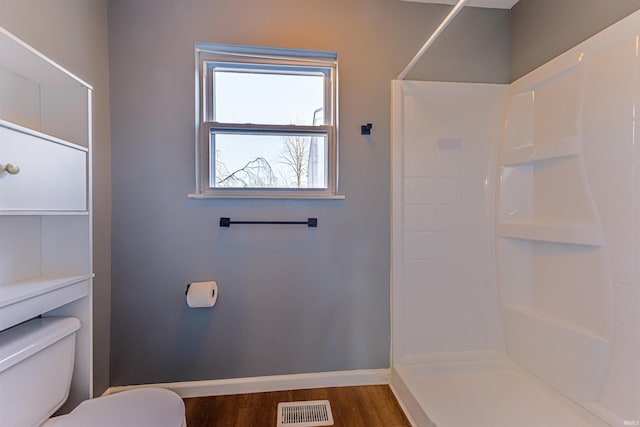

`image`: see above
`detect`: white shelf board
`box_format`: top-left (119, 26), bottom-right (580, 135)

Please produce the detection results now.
top-left (0, 211), bottom-right (89, 216)
top-left (500, 137), bottom-right (580, 166)
top-left (0, 118), bottom-right (88, 153)
top-left (497, 222), bottom-right (603, 246)
top-left (0, 274), bottom-right (93, 307)
top-left (0, 274), bottom-right (93, 331)
top-left (0, 26), bottom-right (91, 89)
top-left (503, 304), bottom-right (606, 340)
top-left (401, 0), bottom-right (519, 8)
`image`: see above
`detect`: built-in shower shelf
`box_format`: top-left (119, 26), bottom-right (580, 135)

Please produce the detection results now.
top-left (500, 137), bottom-right (580, 166)
top-left (502, 304), bottom-right (609, 402)
top-left (497, 222), bottom-right (603, 246)
top-left (503, 305), bottom-right (606, 339)
top-left (0, 274), bottom-right (93, 331)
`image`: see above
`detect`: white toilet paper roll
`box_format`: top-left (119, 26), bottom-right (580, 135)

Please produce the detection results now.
top-left (186, 281), bottom-right (218, 308)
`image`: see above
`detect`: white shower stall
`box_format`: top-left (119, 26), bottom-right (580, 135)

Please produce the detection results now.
top-left (391, 9), bottom-right (640, 427)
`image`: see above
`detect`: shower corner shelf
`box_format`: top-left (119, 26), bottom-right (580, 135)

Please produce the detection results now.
top-left (502, 304), bottom-right (610, 402)
top-left (503, 305), bottom-right (608, 341)
top-left (497, 222), bottom-right (604, 246)
top-left (500, 137), bottom-right (580, 166)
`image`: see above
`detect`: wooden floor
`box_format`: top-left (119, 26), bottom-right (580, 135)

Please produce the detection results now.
top-left (183, 385), bottom-right (411, 427)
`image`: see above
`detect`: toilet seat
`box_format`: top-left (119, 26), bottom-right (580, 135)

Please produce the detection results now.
top-left (45, 388), bottom-right (186, 427)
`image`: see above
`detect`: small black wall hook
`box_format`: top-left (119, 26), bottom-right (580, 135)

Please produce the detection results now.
top-left (361, 123), bottom-right (373, 135)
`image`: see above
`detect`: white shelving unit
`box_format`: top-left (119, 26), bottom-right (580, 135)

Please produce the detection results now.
top-left (0, 26), bottom-right (93, 412)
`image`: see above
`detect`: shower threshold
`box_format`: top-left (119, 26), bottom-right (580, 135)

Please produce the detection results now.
top-left (392, 360), bottom-right (610, 427)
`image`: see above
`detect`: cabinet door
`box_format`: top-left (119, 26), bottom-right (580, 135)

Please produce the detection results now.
top-left (0, 125), bottom-right (87, 212)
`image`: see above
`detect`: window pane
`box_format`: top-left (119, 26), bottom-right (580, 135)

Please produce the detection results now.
top-left (214, 71), bottom-right (325, 125)
top-left (211, 131), bottom-right (328, 189)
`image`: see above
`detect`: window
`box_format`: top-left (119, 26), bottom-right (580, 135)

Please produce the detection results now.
top-left (192, 43), bottom-right (340, 198)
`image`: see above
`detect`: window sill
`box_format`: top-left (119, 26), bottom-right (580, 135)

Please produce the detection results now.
top-left (188, 193), bottom-right (346, 200)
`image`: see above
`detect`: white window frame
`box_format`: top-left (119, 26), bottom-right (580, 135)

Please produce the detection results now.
top-left (190, 43), bottom-right (342, 199)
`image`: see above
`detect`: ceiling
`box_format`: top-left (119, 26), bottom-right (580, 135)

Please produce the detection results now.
top-left (402, 0), bottom-right (519, 9)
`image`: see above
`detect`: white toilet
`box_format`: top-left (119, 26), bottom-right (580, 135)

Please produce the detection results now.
top-left (0, 317), bottom-right (186, 427)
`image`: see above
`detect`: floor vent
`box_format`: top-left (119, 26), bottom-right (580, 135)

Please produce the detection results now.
top-left (277, 400), bottom-right (334, 427)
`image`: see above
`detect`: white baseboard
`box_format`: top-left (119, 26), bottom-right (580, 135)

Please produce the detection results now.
top-left (104, 369), bottom-right (390, 398)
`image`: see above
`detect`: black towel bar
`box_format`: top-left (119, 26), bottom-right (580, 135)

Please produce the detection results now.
top-left (219, 217), bottom-right (317, 228)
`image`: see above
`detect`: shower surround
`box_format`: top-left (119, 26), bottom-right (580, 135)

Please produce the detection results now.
top-left (391, 9), bottom-right (640, 427)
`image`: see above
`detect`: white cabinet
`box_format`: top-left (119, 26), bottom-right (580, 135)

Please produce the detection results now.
top-left (1, 122), bottom-right (88, 212)
top-left (0, 26), bottom-right (93, 412)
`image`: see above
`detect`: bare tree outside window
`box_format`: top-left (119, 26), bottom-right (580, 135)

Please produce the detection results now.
top-left (278, 135), bottom-right (311, 188)
top-left (216, 153), bottom-right (279, 188)
top-left (214, 132), bottom-right (323, 189)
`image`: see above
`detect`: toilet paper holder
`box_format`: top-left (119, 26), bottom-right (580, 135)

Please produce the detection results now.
top-left (185, 281), bottom-right (218, 308)
top-left (185, 283), bottom-right (217, 296)
top-left (186, 283), bottom-right (212, 295)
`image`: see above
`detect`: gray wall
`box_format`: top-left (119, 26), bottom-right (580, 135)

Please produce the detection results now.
top-left (108, 0), bottom-right (510, 385)
top-left (511, 0), bottom-right (640, 80)
top-left (0, 0), bottom-right (112, 396)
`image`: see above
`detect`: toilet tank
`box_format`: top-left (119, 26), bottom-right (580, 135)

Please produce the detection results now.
top-left (0, 317), bottom-right (81, 427)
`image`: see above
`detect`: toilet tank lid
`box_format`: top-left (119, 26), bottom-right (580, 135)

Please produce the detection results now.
top-left (0, 317), bottom-right (80, 373)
